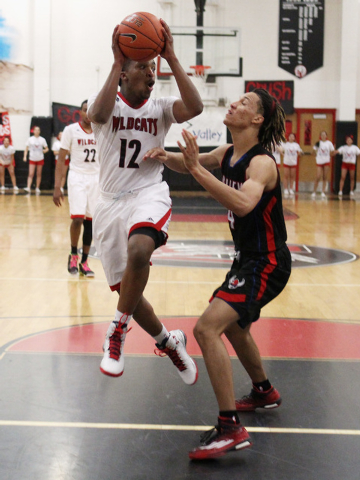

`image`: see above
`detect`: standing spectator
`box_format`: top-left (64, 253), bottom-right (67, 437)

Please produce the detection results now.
top-left (52, 132), bottom-right (69, 194)
top-left (23, 126), bottom-right (49, 194)
top-left (0, 137), bottom-right (18, 192)
top-left (335, 135), bottom-right (360, 197)
top-left (311, 131), bottom-right (335, 198)
top-left (280, 133), bottom-right (303, 196)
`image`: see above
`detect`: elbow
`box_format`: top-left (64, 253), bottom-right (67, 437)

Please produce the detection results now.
top-left (193, 101), bottom-right (204, 117)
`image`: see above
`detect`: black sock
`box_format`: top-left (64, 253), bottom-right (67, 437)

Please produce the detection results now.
top-left (71, 246), bottom-right (77, 255)
top-left (219, 410), bottom-right (240, 424)
top-left (253, 379), bottom-right (272, 392)
top-left (81, 253), bottom-right (88, 264)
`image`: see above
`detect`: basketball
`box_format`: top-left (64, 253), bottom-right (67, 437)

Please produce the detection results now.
top-left (118, 12), bottom-right (165, 62)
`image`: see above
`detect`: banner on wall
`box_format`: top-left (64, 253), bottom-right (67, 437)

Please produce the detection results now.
top-left (52, 102), bottom-right (82, 136)
top-left (278, 0), bottom-right (324, 78)
top-left (165, 108), bottom-right (227, 147)
top-left (0, 111), bottom-right (12, 144)
top-left (245, 81), bottom-right (294, 114)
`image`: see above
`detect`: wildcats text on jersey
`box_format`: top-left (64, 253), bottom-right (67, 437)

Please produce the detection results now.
top-left (112, 116), bottom-right (158, 136)
top-left (77, 138), bottom-right (96, 146)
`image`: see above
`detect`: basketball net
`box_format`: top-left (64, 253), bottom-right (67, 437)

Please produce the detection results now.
top-left (190, 65), bottom-right (211, 82)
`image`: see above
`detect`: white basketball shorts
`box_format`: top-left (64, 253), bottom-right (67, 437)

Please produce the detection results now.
top-left (67, 170), bottom-right (100, 219)
top-left (93, 181), bottom-right (172, 290)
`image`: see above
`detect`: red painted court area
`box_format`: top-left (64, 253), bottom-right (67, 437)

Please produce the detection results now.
top-left (8, 317), bottom-right (360, 360)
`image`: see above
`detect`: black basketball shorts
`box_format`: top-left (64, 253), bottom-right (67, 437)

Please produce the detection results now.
top-left (211, 245), bottom-right (291, 329)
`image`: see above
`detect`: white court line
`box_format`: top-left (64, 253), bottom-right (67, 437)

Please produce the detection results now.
top-left (0, 277), bottom-right (360, 288)
top-left (0, 420), bottom-right (359, 436)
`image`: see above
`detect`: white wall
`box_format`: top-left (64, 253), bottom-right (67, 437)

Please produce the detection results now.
top-left (0, 0), bottom-right (359, 147)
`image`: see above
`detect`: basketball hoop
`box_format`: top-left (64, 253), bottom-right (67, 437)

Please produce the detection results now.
top-left (190, 65), bottom-right (211, 81)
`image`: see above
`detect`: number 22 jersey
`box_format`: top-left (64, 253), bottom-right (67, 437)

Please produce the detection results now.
top-left (87, 92), bottom-right (177, 194)
top-left (60, 122), bottom-right (99, 175)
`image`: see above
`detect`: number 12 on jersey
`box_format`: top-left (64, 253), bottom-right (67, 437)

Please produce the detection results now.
top-left (119, 138), bottom-right (141, 168)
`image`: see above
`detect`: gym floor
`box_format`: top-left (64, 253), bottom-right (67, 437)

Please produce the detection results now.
top-left (1, 190), bottom-right (360, 480)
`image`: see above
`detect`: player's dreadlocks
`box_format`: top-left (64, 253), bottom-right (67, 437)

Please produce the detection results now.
top-left (253, 88), bottom-right (286, 152)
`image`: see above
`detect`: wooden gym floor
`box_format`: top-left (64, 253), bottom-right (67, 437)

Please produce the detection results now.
top-left (1, 189), bottom-right (360, 480)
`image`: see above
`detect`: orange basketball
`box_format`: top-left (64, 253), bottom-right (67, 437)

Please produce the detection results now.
top-left (118, 12), bottom-right (165, 62)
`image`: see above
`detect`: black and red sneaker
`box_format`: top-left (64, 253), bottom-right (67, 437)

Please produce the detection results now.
top-left (236, 386), bottom-right (282, 412)
top-left (189, 417), bottom-right (252, 460)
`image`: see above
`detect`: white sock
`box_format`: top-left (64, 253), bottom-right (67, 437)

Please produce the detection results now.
top-left (153, 324), bottom-right (170, 346)
top-left (114, 310), bottom-right (132, 328)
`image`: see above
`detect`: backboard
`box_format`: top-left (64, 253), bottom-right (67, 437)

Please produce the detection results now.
top-left (157, 26), bottom-right (242, 80)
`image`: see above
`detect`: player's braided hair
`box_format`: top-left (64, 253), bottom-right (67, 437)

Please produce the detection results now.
top-left (253, 88), bottom-right (286, 152)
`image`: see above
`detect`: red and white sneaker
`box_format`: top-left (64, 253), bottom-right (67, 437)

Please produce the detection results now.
top-left (68, 254), bottom-right (79, 275)
top-left (236, 386), bottom-right (282, 412)
top-left (155, 330), bottom-right (198, 385)
top-left (79, 260), bottom-right (95, 277)
top-left (100, 320), bottom-right (130, 377)
top-left (189, 418), bottom-right (252, 460)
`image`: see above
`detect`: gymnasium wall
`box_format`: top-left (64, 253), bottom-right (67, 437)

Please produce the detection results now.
top-left (0, 0), bottom-right (359, 153)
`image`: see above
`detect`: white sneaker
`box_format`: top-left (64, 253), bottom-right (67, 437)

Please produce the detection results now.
top-left (350, 191), bottom-right (354, 197)
top-left (35, 187), bottom-right (41, 194)
top-left (24, 187), bottom-right (30, 193)
top-left (321, 192), bottom-right (326, 198)
top-left (311, 192), bottom-right (316, 198)
top-left (155, 330), bottom-right (198, 385)
top-left (289, 189), bottom-right (294, 195)
top-left (338, 191), bottom-right (343, 196)
top-left (13, 186), bottom-right (19, 192)
top-left (284, 189), bottom-right (289, 196)
top-left (0, 186), bottom-right (5, 192)
top-left (100, 320), bottom-right (130, 377)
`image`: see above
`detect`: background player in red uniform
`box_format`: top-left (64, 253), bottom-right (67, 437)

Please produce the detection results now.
top-left (146, 88), bottom-right (291, 459)
top-left (53, 100), bottom-right (99, 277)
top-left (87, 22), bottom-right (203, 384)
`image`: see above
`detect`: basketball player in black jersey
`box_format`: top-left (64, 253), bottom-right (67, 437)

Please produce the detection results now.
top-left (145, 88), bottom-right (291, 459)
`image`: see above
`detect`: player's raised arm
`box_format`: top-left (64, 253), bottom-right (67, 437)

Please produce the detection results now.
top-left (87, 26), bottom-right (126, 125)
top-left (178, 130), bottom-right (276, 217)
top-left (160, 19), bottom-right (203, 123)
top-left (144, 143), bottom-right (228, 174)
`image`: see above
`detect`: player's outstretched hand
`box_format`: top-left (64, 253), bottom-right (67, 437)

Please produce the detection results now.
top-left (112, 25), bottom-right (126, 65)
top-left (53, 186), bottom-right (64, 207)
top-left (143, 147), bottom-right (168, 163)
top-left (159, 19), bottom-right (175, 60)
top-left (177, 129), bottom-right (200, 172)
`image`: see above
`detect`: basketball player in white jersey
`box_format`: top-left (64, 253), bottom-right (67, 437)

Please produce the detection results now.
top-left (0, 137), bottom-right (18, 192)
top-left (53, 100), bottom-right (99, 277)
top-left (87, 20), bottom-right (203, 384)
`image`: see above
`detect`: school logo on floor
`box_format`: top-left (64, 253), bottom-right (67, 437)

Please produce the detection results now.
top-left (86, 241), bottom-right (357, 269)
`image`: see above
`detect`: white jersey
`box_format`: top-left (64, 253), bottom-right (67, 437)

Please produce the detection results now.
top-left (52, 139), bottom-right (69, 160)
top-left (337, 144), bottom-right (360, 165)
top-left (0, 144), bottom-right (15, 166)
top-left (60, 122), bottom-right (99, 175)
top-left (26, 135), bottom-right (48, 161)
top-left (313, 140), bottom-right (334, 165)
top-left (88, 92), bottom-right (177, 194)
top-left (283, 141), bottom-right (302, 166)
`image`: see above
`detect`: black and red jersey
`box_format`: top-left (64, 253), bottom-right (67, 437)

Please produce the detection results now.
top-left (221, 143), bottom-right (287, 255)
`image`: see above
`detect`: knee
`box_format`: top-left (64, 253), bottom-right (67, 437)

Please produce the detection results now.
top-left (127, 239), bottom-right (153, 269)
top-left (72, 217), bottom-right (83, 229)
top-left (193, 319), bottom-right (211, 346)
